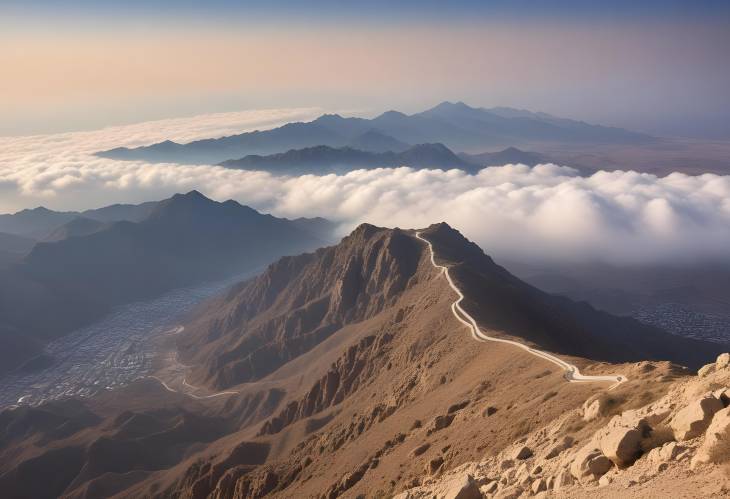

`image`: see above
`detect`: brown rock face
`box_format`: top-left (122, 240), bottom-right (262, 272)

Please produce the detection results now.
top-left (180, 224), bottom-right (422, 389)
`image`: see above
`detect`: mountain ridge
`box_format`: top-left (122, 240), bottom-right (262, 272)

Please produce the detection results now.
top-left (97, 102), bottom-right (654, 166)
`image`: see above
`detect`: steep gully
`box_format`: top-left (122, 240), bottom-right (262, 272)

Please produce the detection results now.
top-left (415, 231), bottom-right (627, 390)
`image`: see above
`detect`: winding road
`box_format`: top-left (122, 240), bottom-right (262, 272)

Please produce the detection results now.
top-left (415, 231), bottom-right (626, 390)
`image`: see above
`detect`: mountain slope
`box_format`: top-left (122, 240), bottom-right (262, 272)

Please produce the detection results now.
top-left (43, 217), bottom-right (107, 242)
top-left (0, 191), bottom-right (332, 377)
top-left (97, 102), bottom-right (653, 165)
top-left (0, 201), bottom-right (157, 240)
top-left (459, 146), bottom-right (553, 168)
top-left (0, 222), bottom-right (726, 499)
top-left (219, 143), bottom-right (473, 174)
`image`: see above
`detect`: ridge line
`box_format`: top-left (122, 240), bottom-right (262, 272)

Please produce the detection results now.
top-left (414, 230), bottom-right (627, 390)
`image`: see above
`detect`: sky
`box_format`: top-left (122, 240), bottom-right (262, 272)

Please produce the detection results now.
top-left (2, 108), bottom-right (730, 266)
top-left (2, 0), bottom-right (730, 138)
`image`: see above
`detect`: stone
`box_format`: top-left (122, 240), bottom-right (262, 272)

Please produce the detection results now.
top-left (598, 474), bottom-right (612, 487)
top-left (698, 363), bottom-right (716, 378)
top-left (441, 473), bottom-right (482, 499)
top-left (427, 414), bottom-right (455, 435)
top-left (554, 469), bottom-right (574, 489)
top-left (427, 456), bottom-right (444, 475)
top-left (670, 394), bottom-right (724, 440)
top-left (583, 398), bottom-right (603, 422)
top-left (499, 459), bottom-right (515, 470)
top-left (512, 446), bottom-right (533, 460)
top-left (494, 485), bottom-right (523, 499)
top-left (481, 480), bottom-right (498, 494)
top-left (570, 446), bottom-right (613, 482)
top-left (716, 353), bottom-right (730, 370)
top-left (531, 478), bottom-right (547, 494)
top-left (447, 400), bottom-right (470, 414)
top-left (692, 406), bottom-right (730, 467)
top-left (597, 417), bottom-right (651, 467)
top-left (545, 475), bottom-right (555, 490)
top-left (484, 406), bottom-right (498, 417)
top-left (544, 435), bottom-right (574, 459)
top-left (410, 443), bottom-right (430, 457)
top-left (658, 441), bottom-right (683, 462)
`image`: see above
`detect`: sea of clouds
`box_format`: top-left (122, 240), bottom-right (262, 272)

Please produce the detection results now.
top-left (1, 108), bottom-right (729, 266)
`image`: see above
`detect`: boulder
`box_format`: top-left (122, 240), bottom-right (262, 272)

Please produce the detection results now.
top-left (692, 406), bottom-right (730, 467)
top-left (714, 388), bottom-right (730, 407)
top-left (596, 416), bottom-right (651, 467)
top-left (531, 478), bottom-right (547, 494)
top-left (447, 400), bottom-right (470, 414)
top-left (427, 414), bottom-right (455, 435)
top-left (670, 394), bottom-right (724, 440)
top-left (499, 458), bottom-right (515, 470)
top-left (440, 473), bottom-right (482, 499)
top-left (698, 363), bottom-right (716, 378)
top-left (410, 443), bottom-right (430, 457)
top-left (716, 353), bottom-right (730, 370)
top-left (570, 445), bottom-right (613, 482)
top-left (658, 441), bottom-right (683, 462)
top-left (494, 485), bottom-right (523, 499)
top-left (554, 469), bottom-right (574, 489)
top-left (583, 398), bottom-right (603, 422)
top-left (427, 456), bottom-right (444, 475)
top-left (481, 480), bottom-right (498, 494)
top-left (512, 446), bottom-right (533, 460)
top-left (544, 436), bottom-right (574, 459)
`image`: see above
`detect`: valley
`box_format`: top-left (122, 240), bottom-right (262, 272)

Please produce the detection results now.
top-left (0, 271), bottom-right (255, 410)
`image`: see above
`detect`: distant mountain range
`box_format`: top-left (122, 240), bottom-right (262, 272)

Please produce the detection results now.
top-left (0, 191), bottom-right (334, 377)
top-left (220, 143), bottom-right (474, 174)
top-left (0, 201), bottom-right (158, 240)
top-left (97, 101), bottom-right (653, 166)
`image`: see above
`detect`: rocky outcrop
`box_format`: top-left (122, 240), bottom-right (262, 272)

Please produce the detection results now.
top-left (670, 394), bottom-right (723, 440)
top-left (570, 445), bottom-right (613, 483)
top-left (258, 332), bottom-right (393, 435)
top-left (395, 351), bottom-right (730, 499)
top-left (595, 413), bottom-right (651, 467)
top-left (183, 224), bottom-right (422, 389)
top-left (692, 406), bottom-right (730, 466)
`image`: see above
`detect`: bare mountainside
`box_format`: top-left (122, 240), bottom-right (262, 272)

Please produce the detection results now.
top-left (0, 223), bottom-right (727, 499)
top-left (180, 224), bottom-right (723, 391)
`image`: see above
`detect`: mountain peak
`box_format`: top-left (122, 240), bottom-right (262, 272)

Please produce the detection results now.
top-left (430, 100), bottom-right (475, 112)
top-left (171, 190), bottom-right (211, 202)
top-left (374, 110), bottom-right (408, 120)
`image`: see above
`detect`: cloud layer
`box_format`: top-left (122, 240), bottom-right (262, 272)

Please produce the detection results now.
top-left (1, 109), bottom-right (729, 266)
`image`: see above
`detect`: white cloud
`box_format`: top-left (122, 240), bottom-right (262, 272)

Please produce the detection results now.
top-left (1, 110), bottom-right (729, 266)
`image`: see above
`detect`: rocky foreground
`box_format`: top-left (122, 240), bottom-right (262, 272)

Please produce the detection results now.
top-left (397, 353), bottom-right (730, 499)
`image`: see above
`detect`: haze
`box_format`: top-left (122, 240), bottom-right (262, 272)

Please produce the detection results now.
top-left (2, 0), bottom-right (729, 138)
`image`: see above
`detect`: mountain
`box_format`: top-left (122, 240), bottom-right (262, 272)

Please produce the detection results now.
top-left (347, 129), bottom-right (410, 153)
top-left (43, 217), bottom-right (107, 242)
top-left (220, 143), bottom-right (473, 174)
top-left (180, 223), bottom-right (723, 391)
top-left (459, 146), bottom-right (553, 168)
top-left (1, 221), bottom-right (725, 498)
top-left (0, 201), bottom-right (157, 240)
top-left (0, 191), bottom-right (333, 377)
top-left (0, 232), bottom-right (36, 269)
top-left (97, 102), bottom-right (654, 165)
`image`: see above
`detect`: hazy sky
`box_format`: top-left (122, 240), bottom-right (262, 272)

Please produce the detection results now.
top-left (2, 0), bottom-right (729, 137)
